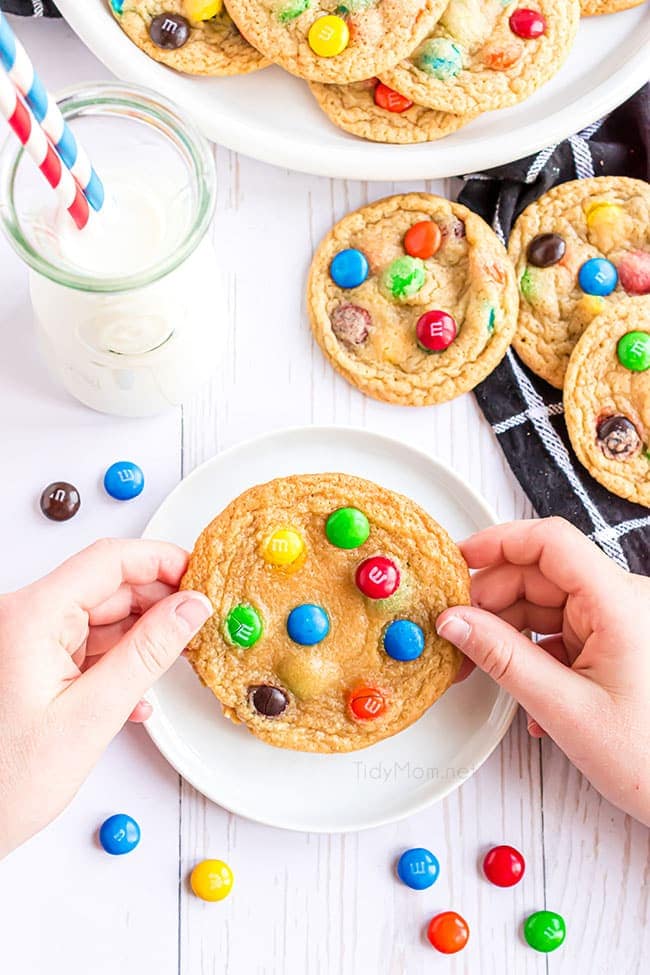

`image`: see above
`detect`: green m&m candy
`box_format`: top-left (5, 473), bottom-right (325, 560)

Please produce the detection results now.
top-left (381, 256), bottom-right (426, 301)
top-left (325, 507), bottom-right (370, 549)
top-left (523, 910), bottom-right (566, 953)
top-left (617, 330), bottom-right (650, 372)
top-left (224, 604), bottom-right (263, 648)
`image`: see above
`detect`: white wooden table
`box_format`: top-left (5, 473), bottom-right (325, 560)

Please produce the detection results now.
top-left (0, 16), bottom-right (648, 975)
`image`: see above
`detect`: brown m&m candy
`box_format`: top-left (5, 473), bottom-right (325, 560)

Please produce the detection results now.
top-left (149, 13), bottom-right (190, 50)
top-left (596, 415), bottom-right (642, 461)
top-left (40, 481), bottom-right (81, 522)
top-left (331, 304), bottom-right (371, 346)
top-left (526, 233), bottom-right (566, 268)
top-left (249, 684), bottom-right (289, 717)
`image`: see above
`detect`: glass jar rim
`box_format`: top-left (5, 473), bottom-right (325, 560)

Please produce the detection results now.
top-left (0, 82), bottom-right (216, 294)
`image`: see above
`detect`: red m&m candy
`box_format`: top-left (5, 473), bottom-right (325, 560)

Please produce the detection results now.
top-left (416, 311), bottom-right (457, 352)
top-left (374, 82), bottom-right (413, 114)
top-left (349, 685), bottom-right (387, 720)
top-left (355, 556), bottom-right (400, 599)
top-left (427, 911), bottom-right (470, 954)
top-left (509, 8), bottom-right (547, 38)
top-left (404, 220), bottom-right (441, 260)
top-left (483, 845), bottom-right (526, 887)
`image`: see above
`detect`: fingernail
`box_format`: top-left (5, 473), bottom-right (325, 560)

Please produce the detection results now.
top-left (175, 593), bottom-right (213, 630)
top-left (436, 615), bottom-right (471, 648)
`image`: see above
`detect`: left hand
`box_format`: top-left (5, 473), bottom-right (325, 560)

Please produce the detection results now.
top-left (0, 539), bottom-right (212, 858)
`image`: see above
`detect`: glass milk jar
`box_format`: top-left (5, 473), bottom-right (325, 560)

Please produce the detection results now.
top-left (0, 83), bottom-right (221, 417)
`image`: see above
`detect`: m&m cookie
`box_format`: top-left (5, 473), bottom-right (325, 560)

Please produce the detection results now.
top-left (380, 0), bottom-right (579, 116)
top-left (508, 176), bottom-right (650, 388)
top-left (307, 193), bottom-right (518, 406)
top-left (108, 0), bottom-right (269, 76)
top-left (564, 299), bottom-right (650, 507)
top-left (309, 79), bottom-right (477, 145)
top-left (181, 473), bottom-right (469, 752)
top-left (224, 0), bottom-right (448, 84)
top-left (581, 0), bottom-right (645, 14)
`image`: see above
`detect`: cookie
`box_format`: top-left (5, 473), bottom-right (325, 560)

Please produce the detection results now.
top-left (380, 0), bottom-right (580, 116)
top-left (307, 193), bottom-right (518, 406)
top-left (109, 0), bottom-right (269, 76)
top-left (581, 0), bottom-right (645, 14)
top-left (309, 78), bottom-right (475, 144)
top-left (564, 300), bottom-right (650, 507)
top-left (508, 176), bottom-right (650, 389)
top-left (225, 0), bottom-right (449, 84)
top-left (181, 473), bottom-right (469, 753)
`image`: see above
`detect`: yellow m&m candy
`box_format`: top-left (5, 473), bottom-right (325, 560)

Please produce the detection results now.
top-left (308, 15), bottom-right (350, 58)
top-left (185, 0), bottom-right (222, 20)
top-left (190, 859), bottom-right (234, 902)
top-left (262, 528), bottom-right (305, 567)
top-left (586, 201), bottom-right (624, 229)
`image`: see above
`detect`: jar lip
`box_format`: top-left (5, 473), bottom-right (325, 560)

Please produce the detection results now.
top-left (0, 82), bottom-right (216, 294)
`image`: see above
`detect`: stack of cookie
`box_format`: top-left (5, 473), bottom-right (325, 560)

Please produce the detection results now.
top-left (109, 1), bottom-right (645, 145)
top-left (508, 176), bottom-right (650, 507)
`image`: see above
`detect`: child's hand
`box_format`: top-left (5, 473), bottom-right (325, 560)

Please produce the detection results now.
top-left (0, 539), bottom-right (212, 858)
top-left (437, 517), bottom-right (650, 826)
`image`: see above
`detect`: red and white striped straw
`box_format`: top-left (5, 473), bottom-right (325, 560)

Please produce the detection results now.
top-left (0, 68), bottom-right (89, 230)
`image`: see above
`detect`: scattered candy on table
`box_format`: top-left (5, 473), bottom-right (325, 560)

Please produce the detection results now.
top-left (308, 15), bottom-right (349, 58)
top-left (329, 248), bottom-right (369, 289)
top-left (383, 620), bottom-right (425, 662)
top-left (617, 330), bottom-right (650, 372)
top-left (99, 813), bottom-right (141, 855)
top-left (103, 460), bottom-right (144, 501)
top-left (355, 555), bottom-right (400, 599)
top-left (482, 844), bottom-right (525, 887)
top-left (39, 481), bottom-right (80, 521)
top-left (325, 506), bottom-right (370, 549)
top-left (190, 859), bottom-right (234, 902)
top-left (427, 911), bottom-right (470, 954)
top-left (578, 257), bottom-right (618, 297)
top-left (523, 910), bottom-right (566, 952)
top-left (416, 311), bottom-right (458, 353)
top-left (396, 847), bottom-right (439, 890)
top-left (286, 603), bottom-right (330, 646)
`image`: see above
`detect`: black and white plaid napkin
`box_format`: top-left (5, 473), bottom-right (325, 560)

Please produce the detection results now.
top-left (459, 85), bottom-right (650, 576)
top-left (0, 2), bottom-right (59, 15)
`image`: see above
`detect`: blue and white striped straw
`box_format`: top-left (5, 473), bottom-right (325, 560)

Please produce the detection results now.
top-left (0, 11), bottom-right (104, 211)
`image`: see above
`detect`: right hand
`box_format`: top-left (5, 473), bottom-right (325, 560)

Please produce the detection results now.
top-left (436, 517), bottom-right (650, 826)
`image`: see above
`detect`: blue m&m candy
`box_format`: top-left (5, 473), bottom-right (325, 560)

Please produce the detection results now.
top-left (99, 813), bottom-right (140, 855)
top-left (383, 620), bottom-right (425, 661)
top-left (103, 461), bottom-right (144, 501)
top-left (329, 249), bottom-right (369, 289)
top-left (578, 257), bottom-right (618, 296)
top-left (397, 847), bottom-right (440, 890)
top-left (287, 604), bottom-right (330, 646)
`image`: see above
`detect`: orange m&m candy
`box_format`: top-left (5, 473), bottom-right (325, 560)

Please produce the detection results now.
top-left (349, 685), bottom-right (387, 721)
top-left (404, 220), bottom-right (441, 260)
top-left (427, 911), bottom-right (470, 954)
top-left (374, 82), bottom-right (413, 114)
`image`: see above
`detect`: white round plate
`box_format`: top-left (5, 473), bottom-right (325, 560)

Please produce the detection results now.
top-left (141, 426), bottom-right (516, 832)
top-left (57, 1), bottom-right (649, 181)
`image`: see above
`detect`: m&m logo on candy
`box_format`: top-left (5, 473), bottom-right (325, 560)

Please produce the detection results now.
top-left (348, 685), bottom-right (387, 720)
top-left (308, 15), bottom-right (349, 57)
top-left (416, 311), bottom-right (457, 353)
top-left (355, 555), bottom-right (400, 599)
top-left (374, 82), bottom-right (413, 114)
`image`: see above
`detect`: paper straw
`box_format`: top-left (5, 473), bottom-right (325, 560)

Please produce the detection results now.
top-left (0, 11), bottom-right (104, 211)
top-left (0, 68), bottom-right (89, 230)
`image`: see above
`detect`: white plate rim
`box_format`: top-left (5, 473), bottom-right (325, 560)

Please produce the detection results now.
top-left (141, 425), bottom-right (518, 833)
top-left (56, 0), bottom-right (650, 181)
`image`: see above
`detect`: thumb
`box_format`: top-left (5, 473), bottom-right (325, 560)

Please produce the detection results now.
top-left (65, 590), bottom-right (212, 741)
top-left (436, 606), bottom-right (595, 745)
